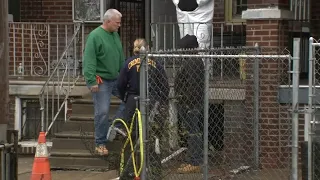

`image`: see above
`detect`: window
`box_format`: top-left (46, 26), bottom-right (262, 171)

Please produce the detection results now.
top-left (289, 0), bottom-right (310, 20)
top-left (20, 99), bottom-right (64, 140)
top-left (225, 0), bottom-right (247, 23)
top-left (8, 0), bottom-right (20, 21)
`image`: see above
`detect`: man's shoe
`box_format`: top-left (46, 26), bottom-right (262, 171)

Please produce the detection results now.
top-left (95, 145), bottom-right (108, 155)
top-left (177, 164), bottom-right (201, 174)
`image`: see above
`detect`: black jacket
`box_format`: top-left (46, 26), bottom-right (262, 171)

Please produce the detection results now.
top-left (117, 55), bottom-right (169, 103)
top-left (174, 35), bottom-right (205, 109)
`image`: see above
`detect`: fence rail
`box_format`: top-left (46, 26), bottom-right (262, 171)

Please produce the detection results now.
top-left (135, 45), bottom-right (297, 180)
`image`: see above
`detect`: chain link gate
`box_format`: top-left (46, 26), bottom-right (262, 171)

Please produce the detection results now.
top-left (306, 37), bottom-right (320, 180)
top-left (137, 45), bottom-right (298, 180)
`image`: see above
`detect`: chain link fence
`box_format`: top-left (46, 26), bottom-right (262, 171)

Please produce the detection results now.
top-left (138, 46), bottom-right (294, 180)
top-left (307, 37), bottom-right (320, 180)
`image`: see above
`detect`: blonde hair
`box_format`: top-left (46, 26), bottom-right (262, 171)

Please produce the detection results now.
top-left (133, 38), bottom-right (147, 55)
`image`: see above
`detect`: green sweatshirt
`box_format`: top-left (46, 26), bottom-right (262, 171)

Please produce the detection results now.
top-left (83, 26), bottom-right (125, 86)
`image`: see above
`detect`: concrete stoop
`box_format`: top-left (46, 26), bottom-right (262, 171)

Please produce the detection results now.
top-left (49, 97), bottom-right (123, 171)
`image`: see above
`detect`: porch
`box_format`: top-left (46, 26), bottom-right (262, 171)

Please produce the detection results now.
top-left (8, 20), bottom-right (315, 160)
top-left (7, 21), bottom-right (249, 152)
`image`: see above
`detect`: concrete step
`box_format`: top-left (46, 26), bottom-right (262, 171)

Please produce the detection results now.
top-left (54, 131), bottom-right (93, 139)
top-left (50, 155), bottom-right (120, 171)
top-left (51, 137), bottom-right (123, 151)
top-left (71, 103), bottom-right (120, 116)
top-left (50, 130), bottom-right (124, 171)
top-left (50, 149), bottom-right (93, 157)
top-left (49, 96), bottom-right (124, 171)
top-left (71, 97), bottom-right (121, 105)
top-left (60, 120), bottom-right (94, 132)
top-left (69, 115), bottom-right (94, 121)
top-left (60, 117), bottom-right (119, 132)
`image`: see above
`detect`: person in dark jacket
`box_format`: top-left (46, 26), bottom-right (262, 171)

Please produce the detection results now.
top-left (174, 34), bottom-right (205, 173)
top-left (117, 38), bottom-right (169, 122)
top-left (117, 38), bottom-right (169, 179)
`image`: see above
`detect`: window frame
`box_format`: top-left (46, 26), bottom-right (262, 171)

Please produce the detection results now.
top-left (224, 0), bottom-right (247, 23)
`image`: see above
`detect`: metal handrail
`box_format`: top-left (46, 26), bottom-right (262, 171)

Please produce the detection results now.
top-left (39, 23), bottom-right (83, 136)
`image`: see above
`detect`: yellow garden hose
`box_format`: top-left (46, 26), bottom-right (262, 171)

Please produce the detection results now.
top-left (112, 108), bottom-right (144, 179)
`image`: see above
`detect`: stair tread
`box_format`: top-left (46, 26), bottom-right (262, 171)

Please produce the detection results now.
top-left (55, 131), bottom-right (94, 138)
top-left (65, 119), bottom-right (93, 123)
top-left (49, 156), bottom-right (119, 170)
top-left (69, 115), bottom-right (94, 120)
top-left (72, 98), bottom-right (121, 104)
top-left (68, 116), bottom-right (119, 122)
top-left (51, 149), bottom-right (92, 156)
top-left (50, 148), bottom-right (120, 157)
top-left (60, 120), bottom-right (94, 132)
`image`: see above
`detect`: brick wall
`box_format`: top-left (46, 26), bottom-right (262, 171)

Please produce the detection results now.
top-left (242, 1), bottom-right (320, 169)
top-left (245, 0), bottom-right (292, 169)
top-left (213, 0), bottom-right (225, 22)
top-left (245, 18), bottom-right (291, 169)
top-left (310, 0), bottom-right (320, 39)
top-left (247, 0), bottom-right (290, 9)
top-left (246, 20), bottom-right (288, 48)
top-left (8, 96), bottom-right (16, 130)
top-left (20, 0), bottom-right (72, 22)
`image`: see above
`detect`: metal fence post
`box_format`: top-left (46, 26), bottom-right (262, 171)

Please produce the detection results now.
top-left (139, 46), bottom-right (148, 180)
top-left (40, 94), bottom-right (45, 132)
top-left (307, 37), bottom-right (314, 180)
top-left (291, 38), bottom-right (300, 180)
top-left (1, 147), bottom-right (5, 180)
top-left (203, 54), bottom-right (210, 180)
top-left (0, 0), bottom-right (9, 147)
top-left (5, 149), bottom-right (10, 180)
top-left (253, 43), bottom-right (261, 170)
top-left (7, 130), bottom-right (18, 180)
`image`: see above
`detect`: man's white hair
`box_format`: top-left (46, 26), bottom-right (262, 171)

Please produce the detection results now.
top-left (103, 9), bottom-right (122, 21)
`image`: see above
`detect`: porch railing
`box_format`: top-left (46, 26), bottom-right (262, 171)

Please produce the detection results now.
top-left (150, 22), bottom-right (246, 51)
top-left (150, 22), bottom-right (247, 83)
top-left (9, 22), bottom-right (85, 77)
top-left (38, 23), bottom-right (83, 135)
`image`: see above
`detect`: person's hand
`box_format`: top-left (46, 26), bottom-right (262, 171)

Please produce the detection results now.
top-left (90, 85), bottom-right (99, 92)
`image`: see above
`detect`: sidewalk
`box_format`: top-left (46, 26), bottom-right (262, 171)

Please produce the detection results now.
top-left (18, 156), bottom-right (118, 180)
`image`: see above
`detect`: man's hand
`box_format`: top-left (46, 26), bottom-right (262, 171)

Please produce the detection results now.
top-left (90, 85), bottom-right (99, 92)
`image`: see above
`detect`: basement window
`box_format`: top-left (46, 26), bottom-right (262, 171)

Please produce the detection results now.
top-left (20, 99), bottom-right (64, 140)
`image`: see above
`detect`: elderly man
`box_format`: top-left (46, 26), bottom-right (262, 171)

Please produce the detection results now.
top-left (83, 9), bottom-right (125, 155)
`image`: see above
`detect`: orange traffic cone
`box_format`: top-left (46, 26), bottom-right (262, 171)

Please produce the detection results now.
top-left (30, 132), bottom-right (52, 180)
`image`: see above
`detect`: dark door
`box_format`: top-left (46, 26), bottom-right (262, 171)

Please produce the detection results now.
top-left (119, 0), bottom-right (145, 57)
